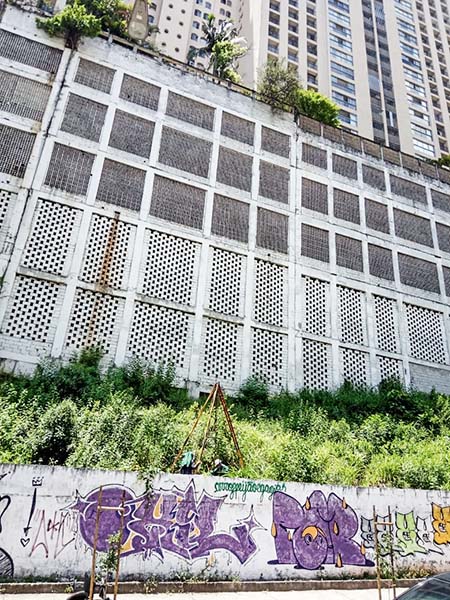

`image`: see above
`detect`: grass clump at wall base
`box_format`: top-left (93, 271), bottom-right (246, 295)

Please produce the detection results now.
top-left (1, 351), bottom-right (450, 491)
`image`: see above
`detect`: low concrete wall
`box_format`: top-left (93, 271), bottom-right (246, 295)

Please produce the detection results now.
top-left (0, 464), bottom-right (449, 581)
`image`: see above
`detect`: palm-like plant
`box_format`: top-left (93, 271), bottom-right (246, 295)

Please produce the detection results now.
top-left (188, 14), bottom-right (247, 81)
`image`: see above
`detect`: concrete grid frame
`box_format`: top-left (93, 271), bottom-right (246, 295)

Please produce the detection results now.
top-left (1, 6), bottom-right (450, 395)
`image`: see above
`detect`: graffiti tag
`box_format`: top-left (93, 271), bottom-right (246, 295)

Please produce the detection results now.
top-left (214, 480), bottom-right (287, 501)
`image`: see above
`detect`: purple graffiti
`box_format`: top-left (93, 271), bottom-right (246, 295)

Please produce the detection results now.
top-left (70, 480), bottom-right (260, 564)
top-left (270, 490), bottom-right (373, 570)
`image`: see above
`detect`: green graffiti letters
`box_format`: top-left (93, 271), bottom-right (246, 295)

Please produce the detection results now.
top-left (214, 480), bottom-right (287, 501)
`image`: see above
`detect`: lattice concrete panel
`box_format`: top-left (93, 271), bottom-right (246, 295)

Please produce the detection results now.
top-left (0, 124), bottom-right (35, 179)
top-left (394, 209), bottom-right (433, 247)
top-left (261, 127), bottom-right (290, 158)
top-left (398, 253), bottom-right (440, 293)
top-left (377, 355), bottom-right (403, 382)
top-left (0, 188), bottom-right (15, 252)
top-left (201, 317), bottom-right (242, 383)
top-left (74, 59), bottom-right (115, 93)
top-left (256, 207), bottom-right (288, 253)
top-left (216, 147), bottom-right (253, 192)
top-left (302, 143), bottom-right (327, 168)
top-left (390, 175), bottom-right (426, 204)
top-left (368, 244), bottom-right (394, 280)
top-left (45, 143), bottom-right (94, 195)
top-left (96, 159), bottom-right (145, 211)
top-left (373, 295), bottom-right (399, 353)
top-left (302, 338), bottom-right (331, 389)
top-left (0, 70), bottom-right (51, 121)
top-left (128, 301), bottom-right (193, 369)
top-left (139, 229), bottom-right (200, 305)
top-left (405, 303), bottom-right (446, 364)
top-left (341, 347), bottom-right (370, 386)
top-left (2, 275), bottom-right (63, 342)
top-left (207, 247), bottom-right (245, 317)
top-left (259, 161), bottom-right (289, 204)
top-left (211, 194), bottom-right (249, 243)
top-left (365, 198), bottom-right (390, 234)
top-left (332, 154), bottom-right (357, 180)
top-left (443, 266), bottom-right (450, 296)
top-left (362, 164), bottom-right (386, 190)
top-left (333, 188), bottom-right (360, 224)
top-left (432, 189), bottom-right (450, 213)
top-left (22, 199), bottom-right (82, 276)
top-left (253, 259), bottom-right (287, 327)
top-left (150, 175), bottom-right (205, 230)
top-left (60, 93), bottom-right (107, 142)
top-left (302, 276), bottom-right (330, 337)
top-left (436, 222), bottom-right (450, 253)
top-left (338, 285), bottom-right (366, 345)
top-left (301, 223), bottom-right (329, 263)
top-left (109, 110), bottom-right (154, 158)
top-left (0, 30), bottom-right (62, 73)
top-left (251, 327), bottom-right (288, 388)
top-left (65, 288), bottom-right (124, 355)
top-left (301, 178), bottom-right (328, 214)
top-left (119, 74), bottom-right (160, 111)
top-left (221, 112), bottom-right (254, 145)
top-left (158, 126), bottom-right (211, 178)
top-left (80, 214), bottom-right (136, 290)
top-left (166, 92), bottom-right (214, 130)
top-left (336, 234), bottom-right (363, 272)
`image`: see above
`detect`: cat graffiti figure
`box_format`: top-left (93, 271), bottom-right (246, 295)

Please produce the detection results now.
top-left (269, 490), bottom-right (373, 570)
top-left (69, 481), bottom-right (261, 564)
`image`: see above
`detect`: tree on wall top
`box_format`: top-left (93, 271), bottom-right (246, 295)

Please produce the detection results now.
top-left (188, 14), bottom-right (247, 83)
top-left (257, 57), bottom-right (341, 127)
top-left (36, 0), bottom-right (101, 49)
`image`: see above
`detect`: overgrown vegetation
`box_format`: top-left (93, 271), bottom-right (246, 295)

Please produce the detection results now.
top-left (36, 0), bottom-right (101, 49)
top-left (258, 57), bottom-right (341, 126)
top-left (1, 350), bottom-right (449, 491)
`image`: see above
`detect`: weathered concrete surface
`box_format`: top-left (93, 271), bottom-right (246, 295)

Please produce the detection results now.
top-left (1, 463), bottom-right (449, 582)
top-left (0, 591), bottom-right (410, 599)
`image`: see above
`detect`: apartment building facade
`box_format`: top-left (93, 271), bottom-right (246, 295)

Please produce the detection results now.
top-left (149, 0), bottom-right (450, 160)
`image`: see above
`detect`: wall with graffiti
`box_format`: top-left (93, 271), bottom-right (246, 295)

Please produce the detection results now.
top-left (1, 463), bottom-right (450, 580)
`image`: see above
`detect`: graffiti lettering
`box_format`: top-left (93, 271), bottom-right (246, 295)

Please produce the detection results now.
top-left (0, 495), bottom-right (11, 534)
top-left (270, 490), bottom-right (372, 570)
top-left (70, 481), bottom-right (261, 564)
top-left (214, 480), bottom-right (287, 501)
top-left (29, 510), bottom-right (77, 559)
top-left (432, 503), bottom-right (450, 545)
top-left (0, 548), bottom-right (13, 578)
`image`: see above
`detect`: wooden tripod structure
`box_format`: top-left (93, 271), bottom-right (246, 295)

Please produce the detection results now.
top-left (170, 382), bottom-right (244, 472)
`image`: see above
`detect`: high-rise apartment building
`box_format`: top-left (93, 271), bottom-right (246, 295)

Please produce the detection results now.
top-left (150, 0), bottom-right (450, 160)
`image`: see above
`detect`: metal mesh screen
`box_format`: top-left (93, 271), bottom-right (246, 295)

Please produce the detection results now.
top-left (158, 126), bottom-right (212, 178)
top-left (74, 59), bottom-right (115, 93)
top-left (96, 159), bottom-right (145, 211)
top-left (216, 147), bottom-right (252, 192)
top-left (443, 266), bottom-right (450, 296)
top-left (259, 161), bottom-right (289, 204)
top-left (150, 175), bottom-right (205, 229)
top-left (398, 253), bottom-right (440, 293)
top-left (211, 194), bottom-right (249, 243)
top-left (437, 223), bottom-right (450, 253)
top-left (394, 209), bottom-right (433, 247)
top-left (0, 70), bottom-right (51, 121)
top-left (0, 30), bottom-right (62, 73)
top-left (332, 154), bottom-right (357, 180)
top-left (60, 93), bottom-right (107, 142)
top-left (302, 178), bottom-right (328, 214)
top-left (432, 189), bottom-right (450, 213)
top-left (166, 91), bottom-right (214, 130)
top-left (365, 198), bottom-right (390, 233)
top-left (119, 74), bottom-right (160, 110)
top-left (362, 164), bottom-right (386, 190)
top-left (221, 112), bottom-right (254, 145)
top-left (0, 124), bottom-right (35, 178)
top-left (390, 175), bottom-right (426, 204)
top-left (336, 234), bottom-right (363, 271)
top-left (302, 143), bottom-right (327, 169)
top-left (301, 224), bottom-right (329, 263)
top-left (368, 244), bottom-right (394, 280)
top-left (45, 143), bottom-right (94, 195)
top-left (261, 126), bottom-right (290, 158)
top-left (256, 207), bottom-right (288, 253)
top-left (333, 188), bottom-right (360, 224)
top-left (109, 110), bottom-right (154, 157)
